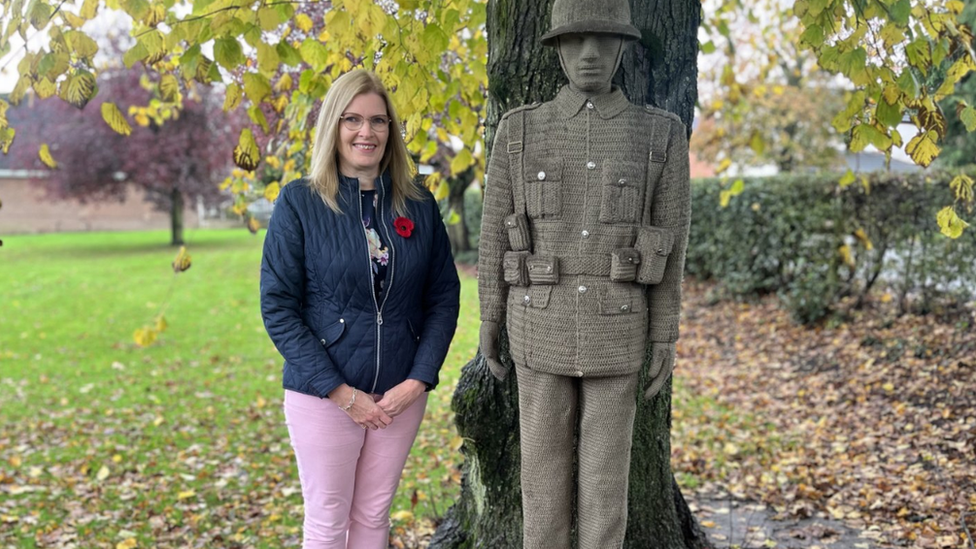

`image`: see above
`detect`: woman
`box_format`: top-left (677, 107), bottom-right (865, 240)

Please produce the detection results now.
top-left (260, 69), bottom-right (460, 548)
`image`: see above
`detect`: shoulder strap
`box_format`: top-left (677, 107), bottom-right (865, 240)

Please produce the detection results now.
top-left (507, 110), bottom-right (527, 218)
top-left (642, 113), bottom-right (671, 225)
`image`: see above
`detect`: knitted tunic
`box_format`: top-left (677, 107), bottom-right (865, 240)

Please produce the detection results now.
top-left (478, 86), bottom-right (691, 378)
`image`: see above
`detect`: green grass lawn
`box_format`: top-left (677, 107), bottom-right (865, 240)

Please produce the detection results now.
top-left (0, 229), bottom-right (478, 547)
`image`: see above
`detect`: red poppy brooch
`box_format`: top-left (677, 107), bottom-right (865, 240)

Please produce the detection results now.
top-left (393, 216), bottom-right (414, 238)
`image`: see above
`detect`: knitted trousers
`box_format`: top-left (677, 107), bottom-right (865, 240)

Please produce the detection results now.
top-left (516, 364), bottom-right (639, 549)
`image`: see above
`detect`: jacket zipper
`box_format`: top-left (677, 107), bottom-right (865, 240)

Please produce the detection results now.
top-left (358, 178), bottom-right (395, 394)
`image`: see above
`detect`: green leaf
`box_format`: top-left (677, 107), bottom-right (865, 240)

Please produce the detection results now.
top-left (59, 69), bottom-right (96, 109)
top-left (233, 128), bottom-right (260, 171)
top-left (256, 42), bottom-right (279, 77)
top-left (897, 69), bottom-right (919, 99)
top-left (276, 41), bottom-right (302, 66)
top-left (243, 72), bottom-right (271, 103)
top-left (449, 149), bottom-right (473, 175)
top-left (422, 24), bottom-right (449, 54)
top-left (299, 39), bottom-right (328, 71)
top-left (839, 169), bottom-right (856, 187)
top-left (223, 83), bottom-right (242, 111)
top-left (80, 0), bottom-right (98, 19)
top-left (257, 7), bottom-right (281, 31)
top-left (101, 102), bottom-right (132, 136)
top-left (0, 126), bottom-right (15, 154)
top-left (29, 1), bottom-right (52, 29)
top-left (890, 0), bottom-right (911, 25)
top-left (799, 24), bottom-right (824, 48)
top-left (700, 40), bottom-right (716, 54)
top-left (876, 100), bottom-right (902, 128)
top-left (807, 0), bottom-right (829, 16)
top-left (214, 37), bottom-right (244, 70)
top-left (936, 206), bottom-right (969, 238)
top-left (159, 74), bottom-right (179, 102)
top-left (38, 51), bottom-right (69, 79)
top-left (961, 106), bottom-right (976, 132)
top-left (32, 77), bottom-right (57, 99)
top-left (247, 104), bottom-right (269, 133)
top-left (64, 31), bottom-right (98, 59)
top-left (749, 132), bottom-right (765, 155)
top-left (120, 0), bottom-right (150, 22)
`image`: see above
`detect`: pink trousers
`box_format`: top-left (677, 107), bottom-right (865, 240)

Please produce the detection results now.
top-left (284, 390), bottom-right (427, 549)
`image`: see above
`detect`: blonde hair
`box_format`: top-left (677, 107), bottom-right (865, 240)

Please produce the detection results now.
top-left (309, 69), bottom-right (422, 214)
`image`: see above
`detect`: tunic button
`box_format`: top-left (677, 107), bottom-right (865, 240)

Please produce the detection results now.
top-left (586, 101), bottom-right (594, 109)
top-left (618, 178), bottom-right (627, 186)
top-left (575, 370), bottom-right (584, 377)
top-left (537, 171), bottom-right (546, 181)
top-left (523, 295), bottom-right (531, 304)
top-left (620, 304), bottom-right (630, 312)
top-left (546, 266), bottom-right (552, 273)
top-left (339, 318), bottom-right (345, 323)
top-left (578, 285), bottom-right (588, 294)
top-left (581, 230), bottom-right (590, 238)
top-left (586, 161), bottom-right (596, 170)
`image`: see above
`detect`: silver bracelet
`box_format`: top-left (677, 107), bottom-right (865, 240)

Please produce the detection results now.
top-left (340, 388), bottom-right (357, 411)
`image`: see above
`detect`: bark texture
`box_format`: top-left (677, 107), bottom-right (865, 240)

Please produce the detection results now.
top-left (170, 187), bottom-right (184, 246)
top-left (430, 1), bottom-right (705, 547)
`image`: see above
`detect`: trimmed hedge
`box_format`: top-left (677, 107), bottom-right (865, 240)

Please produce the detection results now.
top-left (687, 168), bottom-right (976, 323)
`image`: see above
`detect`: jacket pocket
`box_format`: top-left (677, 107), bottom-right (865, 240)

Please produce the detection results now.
top-left (599, 161), bottom-right (644, 224)
top-left (503, 251), bottom-right (530, 286)
top-left (514, 284), bottom-right (552, 309)
top-left (319, 318), bottom-right (346, 347)
top-left (505, 213), bottom-right (532, 251)
top-left (634, 227), bottom-right (675, 285)
top-left (610, 248), bottom-right (640, 282)
top-left (406, 319), bottom-right (421, 343)
top-left (524, 159), bottom-right (562, 219)
top-left (526, 255), bottom-right (559, 285)
top-left (599, 283), bottom-right (641, 315)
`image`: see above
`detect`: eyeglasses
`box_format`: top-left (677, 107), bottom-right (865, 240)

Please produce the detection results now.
top-left (339, 114), bottom-right (391, 133)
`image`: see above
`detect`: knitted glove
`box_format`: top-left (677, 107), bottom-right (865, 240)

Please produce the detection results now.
top-left (644, 342), bottom-right (675, 400)
top-left (480, 320), bottom-right (508, 381)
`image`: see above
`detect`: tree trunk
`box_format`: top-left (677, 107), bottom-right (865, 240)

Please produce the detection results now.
top-left (170, 187), bottom-right (184, 246)
top-left (447, 170), bottom-right (473, 255)
top-left (430, 1), bottom-right (707, 548)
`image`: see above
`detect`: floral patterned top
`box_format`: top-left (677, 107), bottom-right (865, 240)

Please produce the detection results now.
top-left (361, 189), bottom-right (388, 299)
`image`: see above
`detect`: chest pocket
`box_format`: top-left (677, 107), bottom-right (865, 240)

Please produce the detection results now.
top-left (523, 158), bottom-right (562, 219)
top-left (599, 161), bottom-right (645, 224)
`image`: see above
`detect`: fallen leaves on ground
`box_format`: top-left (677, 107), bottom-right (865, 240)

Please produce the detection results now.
top-left (673, 281), bottom-right (976, 548)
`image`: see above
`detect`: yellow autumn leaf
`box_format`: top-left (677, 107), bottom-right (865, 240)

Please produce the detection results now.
top-left (101, 102), bottom-right (132, 136)
top-left (838, 169), bottom-right (856, 187)
top-left (155, 314), bottom-right (167, 333)
top-left (390, 510), bottom-right (414, 522)
top-left (177, 490), bottom-right (196, 500)
top-left (295, 13), bottom-right (313, 33)
top-left (433, 181), bottom-right (450, 202)
top-left (153, 416), bottom-right (165, 426)
top-left (133, 327), bottom-right (157, 347)
top-left (234, 128), bottom-right (260, 171)
top-left (96, 465), bottom-right (110, 481)
top-left (38, 143), bottom-right (57, 169)
top-left (450, 436), bottom-right (464, 452)
top-left (701, 520), bottom-right (717, 528)
top-left (172, 246), bottom-right (191, 273)
top-left (838, 244), bottom-right (855, 268)
top-left (264, 182), bottom-right (281, 202)
top-left (8, 456), bottom-right (21, 467)
top-left (905, 130), bottom-right (940, 167)
top-left (116, 539), bottom-right (137, 549)
top-left (854, 228), bottom-right (873, 250)
top-left (883, 382), bottom-right (895, 392)
top-left (716, 157), bottom-right (732, 174)
top-left (247, 216), bottom-right (261, 234)
top-left (936, 206), bottom-right (970, 239)
top-left (949, 173), bottom-right (974, 204)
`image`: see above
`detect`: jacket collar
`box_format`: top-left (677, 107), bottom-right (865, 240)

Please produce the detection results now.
top-left (554, 85), bottom-right (630, 120)
top-left (338, 171), bottom-right (392, 196)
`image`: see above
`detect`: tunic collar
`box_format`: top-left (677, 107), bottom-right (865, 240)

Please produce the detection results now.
top-left (554, 85), bottom-right (631, 120)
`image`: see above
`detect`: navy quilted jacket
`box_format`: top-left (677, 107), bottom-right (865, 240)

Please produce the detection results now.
top-left (260, 174), bottom-right (460, 398)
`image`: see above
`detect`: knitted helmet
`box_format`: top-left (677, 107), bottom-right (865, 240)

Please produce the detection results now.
top-left (540, 0), bottom-right (641, 47)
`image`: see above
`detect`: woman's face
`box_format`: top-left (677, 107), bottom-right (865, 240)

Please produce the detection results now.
top-left (337, 92), bottom-right (390, 179)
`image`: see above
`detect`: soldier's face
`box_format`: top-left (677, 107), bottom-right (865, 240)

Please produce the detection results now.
top-left (557, 34), bottom-right (624, 93)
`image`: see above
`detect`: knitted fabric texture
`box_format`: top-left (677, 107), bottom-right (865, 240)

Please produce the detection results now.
top-left (540, 0), bottom-right (641, 45)
top-left (516, 365), bottom-right (638, 549)
top-left (478, 86), bottom-right (692, 379)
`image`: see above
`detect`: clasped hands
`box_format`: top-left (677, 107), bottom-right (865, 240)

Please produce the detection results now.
top-left (480, 320), bottom-right (675, 399)
top-left (328, 379), bottom-right (425, 430)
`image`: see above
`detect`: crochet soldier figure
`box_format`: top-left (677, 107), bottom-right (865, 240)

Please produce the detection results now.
top-left (477, 0), bottom-right (691, 547)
